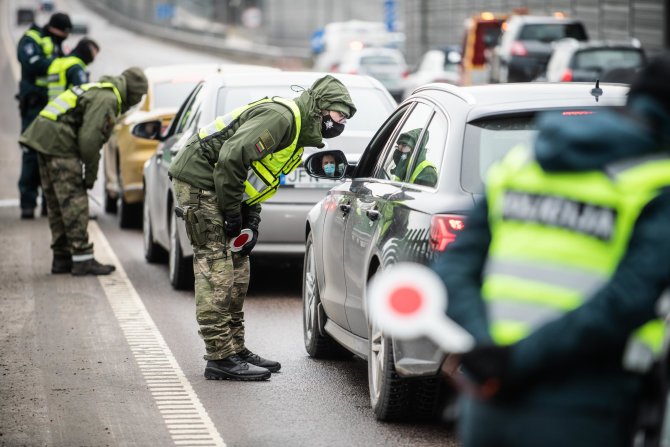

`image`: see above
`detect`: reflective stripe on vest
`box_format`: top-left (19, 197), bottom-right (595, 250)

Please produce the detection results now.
top-left (24, 29), bottom-right (54, 87)
top-left (40, 82), bottom-right (122, 121)
top-left (484, 146), bottom-right (670, 372)
top-left (197, 97), bottom-right (302, 206)
top-left (46, 56), bottom-right (86, 100)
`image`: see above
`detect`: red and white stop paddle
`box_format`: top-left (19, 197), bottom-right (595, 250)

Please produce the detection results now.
top-left (367, 263), bottom-right (475, 354)
top-left (229, 229), bottom-right (254, 252)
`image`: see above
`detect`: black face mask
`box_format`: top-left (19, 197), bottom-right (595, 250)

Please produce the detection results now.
top-left (321, 115), bottom-right (345, 139)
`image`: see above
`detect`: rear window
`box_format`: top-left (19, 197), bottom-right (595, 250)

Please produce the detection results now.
top-left (518, 23), bottom-right (587, 43)
top-left (151, 81), bottom-right (199, 109)
top-left (461, 110), bottom-right (606, 192)
top-left (573, 48), bottom-right (644, 71)
top-left (216, 86), bottom-right (392, 133)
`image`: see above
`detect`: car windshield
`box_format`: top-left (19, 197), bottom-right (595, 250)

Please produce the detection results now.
top-left (574, 48), bottom-right (644, 71)
top-left (518, 23), bottom-right (587, 42)
top-left (152, 81), bottom-right (200, 109)
top-left (216, 86), bottom-right (392, 133)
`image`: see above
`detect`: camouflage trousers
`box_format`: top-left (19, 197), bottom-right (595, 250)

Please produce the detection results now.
top-left (172, 178), bottom-right (250, 360)
top-left (37, 154), bottom-right (93, 259)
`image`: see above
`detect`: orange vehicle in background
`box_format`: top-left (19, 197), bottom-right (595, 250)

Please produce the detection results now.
top-left (460, 10), bottom-right (527, 85)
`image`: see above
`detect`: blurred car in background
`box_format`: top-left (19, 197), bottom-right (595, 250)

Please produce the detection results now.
top-left (142, 71), bottom-right (396, 289)
top-left (545, 38), bottom-right (646, 83)
top-left (402, 46), bottom-right (461, 99)
top-left (312, 20), bottom-right (405, 73)
top-left (489, 14), bottom-right (588, 83)
top-left (103, 63), bottom-right (276, 228)
top-left (336, 47), bottom-right (408, 101)
top-left (301, 82), bottom-right (629, 422)
top-left (459, 11), bottom-right (507, 86)
top-left (39, 0), bottom-right (54, 12)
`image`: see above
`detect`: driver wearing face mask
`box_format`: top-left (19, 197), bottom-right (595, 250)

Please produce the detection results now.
top-left (322, 153), bottom-right (337, 177)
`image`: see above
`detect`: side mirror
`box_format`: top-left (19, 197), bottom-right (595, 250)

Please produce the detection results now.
top-left (132, 120), bottom-right (162, 140)
top-left (303, 150), bottom-right (349, 180)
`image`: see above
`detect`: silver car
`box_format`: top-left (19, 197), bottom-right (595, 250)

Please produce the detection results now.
top-left (301, 82), bottom-right (629, 421)
top-left (141, 71), bottom-right (396, 289)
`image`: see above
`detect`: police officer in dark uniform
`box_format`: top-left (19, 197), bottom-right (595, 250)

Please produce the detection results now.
top-left (434, 53), bottom-right (670, 447)
top-left (16, 12), bottom-right (71, 219)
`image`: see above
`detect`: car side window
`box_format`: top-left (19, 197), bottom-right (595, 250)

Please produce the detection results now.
top-left (175, 85), bottom-right (203, 134)
top-left (402, 111), bottom-right (447, 188)
top-left (376, 102), bottom-right (433, 182)
top-left (354, 105), bottom-right (411, 178)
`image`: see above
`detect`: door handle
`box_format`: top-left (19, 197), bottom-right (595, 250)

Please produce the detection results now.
top-left (366, 209), bottom-right (380, 221)
top-left (339, 203), bottom-right (351, 214)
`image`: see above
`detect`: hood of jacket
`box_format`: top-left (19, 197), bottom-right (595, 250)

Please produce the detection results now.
top-left (293, 75), bottom-right (356, 149)
top-left (99, 74), bottom-right (128, 112)
top-left (534, 95), bottom-right (670, 173)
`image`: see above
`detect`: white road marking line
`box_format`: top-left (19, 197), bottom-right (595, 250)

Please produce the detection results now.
top-left (89, 222), bottom-right (226, 447)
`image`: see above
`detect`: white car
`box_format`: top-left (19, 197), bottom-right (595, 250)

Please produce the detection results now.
top-left (336, 47), bottom-right (408, 101)
top-left (402, 46), bottom-right (462, 99)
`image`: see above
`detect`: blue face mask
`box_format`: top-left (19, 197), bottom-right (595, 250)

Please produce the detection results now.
top-left (323, 163), bottom-right (336, 176)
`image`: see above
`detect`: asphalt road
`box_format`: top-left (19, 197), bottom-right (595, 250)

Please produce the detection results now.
top-left (0, 0), bottom-right (458, 445)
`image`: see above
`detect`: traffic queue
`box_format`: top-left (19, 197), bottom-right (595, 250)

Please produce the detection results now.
top-left (12, 5), bottom-right (670, 447)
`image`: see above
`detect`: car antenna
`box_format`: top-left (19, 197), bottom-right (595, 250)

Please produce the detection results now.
top-left (591, 79), bottom-right (603, 102)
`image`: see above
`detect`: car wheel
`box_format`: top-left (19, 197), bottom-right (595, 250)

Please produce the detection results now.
top-left (119, 196), bottom-right (142, 229)
top-left (368, 317), bottom-right (412, 421)
top-left (169, 206), bottom-right (194, 290)
top-left (303, 232), bottom-right (348, 358)
top-left (143, 187), bottom-right (166, 263)
top-left (367, 268), bottom-right (445, 422)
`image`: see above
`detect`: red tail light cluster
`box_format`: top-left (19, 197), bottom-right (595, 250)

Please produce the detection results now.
top-left (430, 214), bottom-right (465, 252)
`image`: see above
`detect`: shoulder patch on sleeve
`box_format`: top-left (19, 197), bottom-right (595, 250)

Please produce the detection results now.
top-left (259, 129), bottom-right (275, 150)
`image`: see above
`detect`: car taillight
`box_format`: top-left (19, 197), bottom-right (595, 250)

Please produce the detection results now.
top-left (430, 214), bottom-right (465, 252)
top-left (510, 41), bottom-right (527, 56)
top-left (560, 69), bottom-right (573, 82)
top-left (348, 69), bottom-right (358, 75)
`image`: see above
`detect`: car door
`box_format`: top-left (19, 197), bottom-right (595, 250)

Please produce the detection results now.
top-left (343, 102), bottom-right (434, 337)
top-left (319, 104), bottom-right (410, 330)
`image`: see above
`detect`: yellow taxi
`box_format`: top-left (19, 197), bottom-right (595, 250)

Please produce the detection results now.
top-left (102, 63), bottom-right (278, 228)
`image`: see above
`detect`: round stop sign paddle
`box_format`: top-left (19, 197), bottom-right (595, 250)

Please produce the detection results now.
top-left (367, 263), bottom-right (475, 354)
top-left (229, 229), bottom-right (254, 252)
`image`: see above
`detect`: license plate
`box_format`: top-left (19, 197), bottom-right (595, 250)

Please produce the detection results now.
top-left (280, 168), bottom-right (339, 188)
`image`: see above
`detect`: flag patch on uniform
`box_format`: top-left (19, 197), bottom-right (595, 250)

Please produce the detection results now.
top-left (255, 141), bottom-right (266, 153)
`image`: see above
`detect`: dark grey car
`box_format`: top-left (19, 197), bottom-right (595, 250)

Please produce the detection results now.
top-left (490, 15), bottom-right (588, 83)
top-left (302, 82), bottom-right (629, 421)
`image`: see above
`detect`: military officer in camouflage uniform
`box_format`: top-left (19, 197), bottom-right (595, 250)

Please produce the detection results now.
top-left (169, 75), bottom-right (356, 381)
top-left (19, 67), bottom-right (148, 276)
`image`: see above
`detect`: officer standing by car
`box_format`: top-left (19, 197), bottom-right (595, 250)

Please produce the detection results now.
top-left (168, 75), bottom-right (356, 381)
top-left (433, 54), bottom-right (670, 447)
top-left (19, 68), bottom-right (148, 276)
top-left (45, 37), bottom-right (100, 100)
top-left (16, 12), bottom-right (71, 219)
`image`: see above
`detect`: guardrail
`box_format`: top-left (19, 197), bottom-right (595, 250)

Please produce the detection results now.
top-left (81, 0), bottom-right (313, 69)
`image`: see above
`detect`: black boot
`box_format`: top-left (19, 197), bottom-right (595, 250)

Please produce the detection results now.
top-left (20, 208), bottom-right (34, 219)
top-left (71, 258), bottom-right (116, 276)
top-left (237, 348), bottom-right (281, 372)
top-left (205, 354), bottom-right (271, 381)
top-left (51, 254), bottom-right (72, 274)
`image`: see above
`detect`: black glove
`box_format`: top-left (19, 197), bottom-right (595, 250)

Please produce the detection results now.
top-left (460, 344), bottom-right (511, 397)
top-left (224, 213), bottom-right (242, 238)
top-left (238, 229), bottom-right (258, 257)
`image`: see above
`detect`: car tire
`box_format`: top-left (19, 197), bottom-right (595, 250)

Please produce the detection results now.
top-left (119, 196), bottom-right (142, 229)
top-left (143, 186), bottom-right (166, 263)
top-left (104, 190), bottom-right (117, 214)
top-left (302, 232), bottom-right (348, 358)
top-left (367, 268), bottom-right (446, 422)
top-left (169, 205), bottom-right (193, 290)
